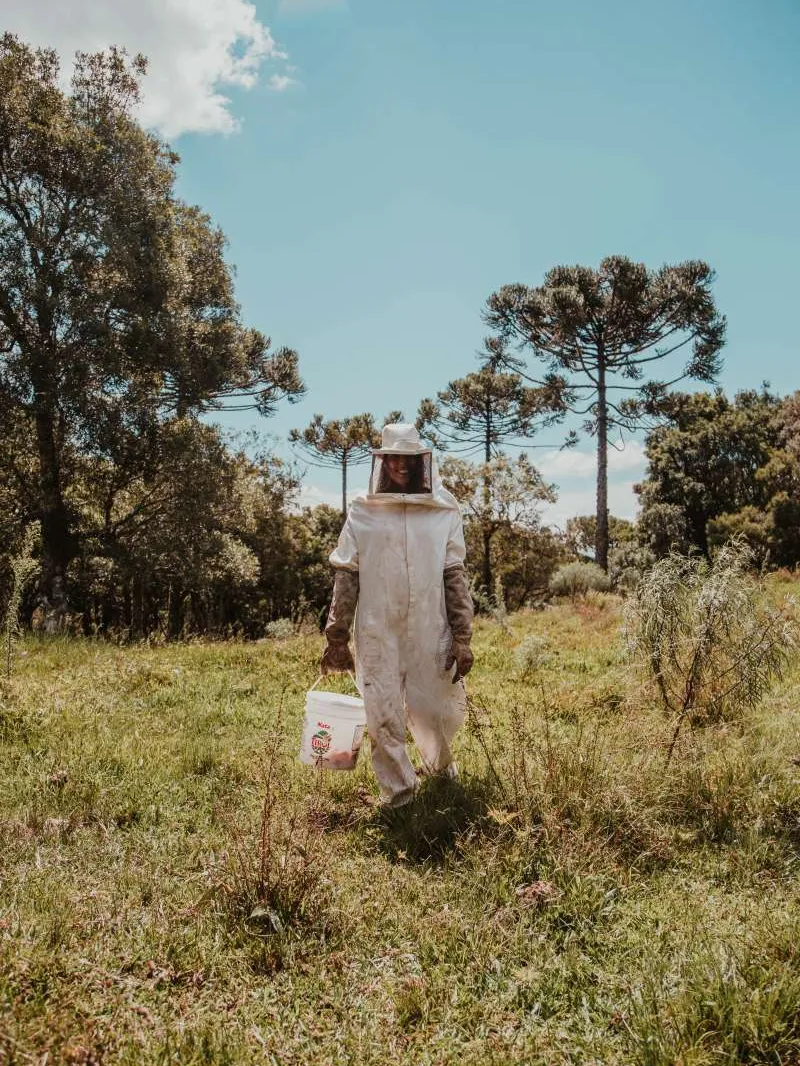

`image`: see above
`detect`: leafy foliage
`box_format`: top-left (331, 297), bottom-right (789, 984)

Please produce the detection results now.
top-left (442, 454), bottom-right (557, 604)
top-left (485, 256), bottom-right (726, 568)
top-left (624, 540), bottom-right (797, 758)
top-left (549, 561), bottom-right (612, 599)
top-left (0, 35), bottom-right (303, 620)
top-left (417, 345), bottom-right (559, 459)
top-left (418, 358), bottom-right (561, 593)
top-left (3, 524), bottom-right (38, 677)
top-left (608, 542), bottom-right (656, 594)
top-left (513, 633), bottom-right (552, 678)
top-left (289, 413), bottom-right (387, 518)
top-left (636, 388), bottom-right (800, 564)
top-left (565, 515), bottom-right (635, 560)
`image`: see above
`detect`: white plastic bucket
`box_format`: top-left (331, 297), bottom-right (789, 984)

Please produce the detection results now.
top-left (299, 679), bottom-right (367, 771)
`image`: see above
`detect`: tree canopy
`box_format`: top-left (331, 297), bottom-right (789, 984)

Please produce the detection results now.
top-left (417, 341), bottom-right (561, 461)
top-left (0, 35), bottom-right (303, 623)
top-left (289, 413), bottom-right (399, 518)
top-left (636, 388), bottom-right (800, 566)
top-left (441, 454), bottom-right (556, 600)
top-left (484, 256), bottom-right (726, 570)
top-left (3, 34), bottom-right (798, 635)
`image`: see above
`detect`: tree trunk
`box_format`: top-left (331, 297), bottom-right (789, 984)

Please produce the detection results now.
top-left (132, 571), bottom-right (144, 639)
top-left (341, 456), bottom-right (348, 520)
top-left (482, 527), bottom-right (492, 596)
top-left (34, 402), bottom-right (72, 628)
top-left (482, 417), bottom-right (493, 594)
top-left (595, 352), bottom-right (610, 571)
top-left (168, 586), bottom-right (185, 640)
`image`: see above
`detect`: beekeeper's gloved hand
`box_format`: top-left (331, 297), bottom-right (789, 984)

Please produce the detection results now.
top-left (443, 565), bottom-right (474, 683)
top-left (445, 640), bottom-right (473, 683)
top-left (321, 640), bottom-right (355, 675)
top-left (321, 569), bottom-right (359, 676)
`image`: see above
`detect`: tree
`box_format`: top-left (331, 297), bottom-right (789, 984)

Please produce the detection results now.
top-left (484, 256), bottom-right (726, 570)
top-left (289, 412), bottom-right (401, 519)
top-left (0, 37), bottom-right (303, 624)
top-left (636, 388), bottom-right (800, 565)
top-left (477, 523), bottom-right (565, 611)
top-left (564, 514), bottom-right (636, 560)
top-left (418, 346), bottom-right (561, 591)
top-left (281, 504), bottom-right (344, 625)
top-left (780, 390), bottom-right (800, 464)
top-left (417, 341), bottom-right (562, 460)
top-left (440, 455), bottom-right (556, 606)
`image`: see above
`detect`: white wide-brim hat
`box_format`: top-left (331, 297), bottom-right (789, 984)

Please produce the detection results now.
top-left (371, 422), bottom-right (431, 456)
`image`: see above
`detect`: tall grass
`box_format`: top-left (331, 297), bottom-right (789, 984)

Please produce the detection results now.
top-left (624, 540), bottom-right (797, 762)
top-left (217, 696), bottom-right (330, 936)
top-left (1, 586), bottom-right (799, 1064)
top-left (3, 524), bottom-right (38, 679)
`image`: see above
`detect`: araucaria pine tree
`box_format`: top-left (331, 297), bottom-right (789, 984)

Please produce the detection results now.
top-left (418, 343), bottom-right (559, 593)
top-left (485, 256), bottom-right (726, 570)
top-left (290, 413), bottom-right (389, 519)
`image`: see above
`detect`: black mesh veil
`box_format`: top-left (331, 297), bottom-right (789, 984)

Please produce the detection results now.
top-left (370, 453), bottom-right (433, 495)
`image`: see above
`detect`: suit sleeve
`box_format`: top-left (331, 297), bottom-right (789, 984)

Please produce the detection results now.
top-left (444, 508), bottom-right (467, 571)
top-left (329, 513), bottom-right (359, 572)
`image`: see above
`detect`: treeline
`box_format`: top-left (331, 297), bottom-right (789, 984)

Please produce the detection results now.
top-left (4, 379), bottom-right (798, 639)
top-left (1, 35), bottom-right (798, 640)
top-left (1, 420), bottom-right (342, 637)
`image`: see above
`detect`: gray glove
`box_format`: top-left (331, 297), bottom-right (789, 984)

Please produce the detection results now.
top-left (321, 569), bottom-right (359, 675)
top-left (443, 565), bottom-right (474, 683)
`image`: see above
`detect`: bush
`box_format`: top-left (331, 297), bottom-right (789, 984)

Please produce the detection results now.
top-left (549, 561), bottom-right (611, 600)
top-left (3, 525), bottom-right (38, 678)
top-left (216, 712), bottom-right (328, 937)
top-left (609, 543), bottom-right (655, 594)
top-left (513, 634), bottom-right (552, 679)
top-left (470, 576), bottom-right (510, 630)
top-left (624, 540), bottom-right (797, 758)
top-left (264, 618), bottom-right (295, 640)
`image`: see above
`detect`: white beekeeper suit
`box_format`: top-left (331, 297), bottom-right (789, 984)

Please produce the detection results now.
top-left (322, 424), bottom-right (474, 808)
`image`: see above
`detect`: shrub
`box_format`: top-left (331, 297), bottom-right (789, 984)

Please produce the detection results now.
top-left (624, 539), bottom-right (797, 760)
top-left (470, 576), bottom-right (510, 630)
top-left (549, 561), bottom-right (611, 600)
top-left (608, 542), bottom-right (656, 594)
top-left (513, 634), bottom-right (552, 679)
top-left (264, 618), bottom-right (295, 640)
top-left (3, 524), bottom-right (38, 678)
top-left (216, 704), bottom-right (328, 936)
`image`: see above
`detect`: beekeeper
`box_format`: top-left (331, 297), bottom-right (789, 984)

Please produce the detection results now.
top-left (321, 423), bottom-right (474, 808)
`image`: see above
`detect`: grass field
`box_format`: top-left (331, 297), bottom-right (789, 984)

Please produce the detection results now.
top-left (1, 587), bottom-right (799, 1065)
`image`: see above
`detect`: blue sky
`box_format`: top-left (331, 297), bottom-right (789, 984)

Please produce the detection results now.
top-left (11, 0), bottom-right (797, 523)
top-left (174, 0), bottom-right (800, 521)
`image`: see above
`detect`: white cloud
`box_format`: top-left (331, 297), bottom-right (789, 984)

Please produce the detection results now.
top-left (294, 483), bottom-right (367, 512)
top-left (268, 73), bottom-right (295, 92)
top-left (539, 439), bottom-right (647, 480)
top-left (541, 480), bottom-right (640, 531)
top-left (296, 475), bottom-right (641, 532)
top-left (3, 0), bottom-right (293, 137)
top-left (294, 439), bottom-right (647, 528)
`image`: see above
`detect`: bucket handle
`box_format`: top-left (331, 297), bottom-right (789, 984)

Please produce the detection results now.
top-left (309, 670), bottom-right (359, 694)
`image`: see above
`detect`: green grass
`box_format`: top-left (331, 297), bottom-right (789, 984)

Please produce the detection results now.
top-left (1, 588), bottom-right (799, 1064)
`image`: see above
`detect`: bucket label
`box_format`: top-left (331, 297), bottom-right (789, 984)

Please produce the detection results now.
top-left (311, 728), bottom-right (332, 756)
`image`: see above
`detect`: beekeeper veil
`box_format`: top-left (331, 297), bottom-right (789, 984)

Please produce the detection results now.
top-left (369, 423), bottom-right (433, 497)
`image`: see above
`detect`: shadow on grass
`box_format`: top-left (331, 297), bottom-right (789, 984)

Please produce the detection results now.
top-left (367, 773), bottom-right (497, 864)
